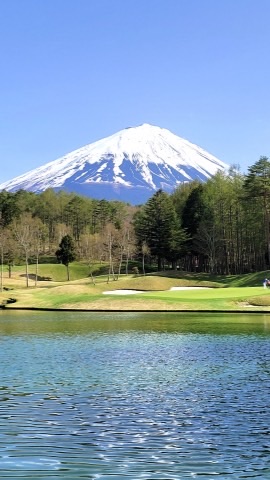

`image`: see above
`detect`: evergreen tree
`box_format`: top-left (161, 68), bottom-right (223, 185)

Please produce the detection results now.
top-left (179, 184), bottom-right (208, 270)
top-left (134, 190), bottom-right (186, 270)
top-left (55, 235), bottom-right (76, 281)
top-left (0, 191), bottom-right (20, 227)
top-left (182, 184), bottom-right (207, 237)
top-left (244, 156), bottom-right (270, 267)
top-left (172, 180), bottom-right (202, 218)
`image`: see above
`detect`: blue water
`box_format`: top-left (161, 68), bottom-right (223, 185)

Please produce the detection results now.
top-left (0, 311), bottom-right (269, 479)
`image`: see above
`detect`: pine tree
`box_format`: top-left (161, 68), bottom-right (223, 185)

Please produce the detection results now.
top-left (244, 156), bottom-right (270, 267)
top-left (56, 235), bottom-right (76, 281)
top-left (134, 190), bottom-right (186, 270)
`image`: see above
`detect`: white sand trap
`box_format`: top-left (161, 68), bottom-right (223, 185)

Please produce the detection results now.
top-left (103, 286), bottom-right (211, 295)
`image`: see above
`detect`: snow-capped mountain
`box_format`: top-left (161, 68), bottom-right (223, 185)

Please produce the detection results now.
top-left (0, 124), bottom-right (229, 204)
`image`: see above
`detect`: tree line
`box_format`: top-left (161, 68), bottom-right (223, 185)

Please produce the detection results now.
top-left (0, 156), bottom-right (270, 285)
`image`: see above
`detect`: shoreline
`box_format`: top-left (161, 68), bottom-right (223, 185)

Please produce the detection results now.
top-left (1, 306), bottom-right (269, 314)
top-left (1, 282), bottom-right (270, 314)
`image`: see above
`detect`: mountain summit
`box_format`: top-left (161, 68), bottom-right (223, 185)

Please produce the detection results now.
top-left (0, 124), bottom-right (229, 204)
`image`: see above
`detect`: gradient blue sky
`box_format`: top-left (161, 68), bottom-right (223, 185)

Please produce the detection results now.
top-left (1, 0), bottom-right (270, 182)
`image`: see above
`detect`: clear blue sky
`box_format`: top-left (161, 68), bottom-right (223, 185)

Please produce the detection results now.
top-left (1, 0), bottom-right (270, 182)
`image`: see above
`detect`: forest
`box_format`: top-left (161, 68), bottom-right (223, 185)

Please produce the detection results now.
top-left (0, 156), bottom-right (270, 279)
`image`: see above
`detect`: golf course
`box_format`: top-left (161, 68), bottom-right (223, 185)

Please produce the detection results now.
top-left (1, 262), bottom-right (270, 312)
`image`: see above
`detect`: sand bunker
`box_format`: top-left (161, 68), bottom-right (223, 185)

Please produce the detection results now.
top-left (103, 287), bottom-right (210, 295)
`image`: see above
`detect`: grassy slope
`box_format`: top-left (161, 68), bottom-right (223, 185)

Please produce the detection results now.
top-left (1, 263), bottom-right (270, 311)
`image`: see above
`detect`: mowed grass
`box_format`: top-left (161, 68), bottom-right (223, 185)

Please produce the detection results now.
top-left (10, 262), bottom-right (92, 283)
top-left (136, 286), bottom-right (269, 310)
top-left (1, 263), bottom-right (270, 311)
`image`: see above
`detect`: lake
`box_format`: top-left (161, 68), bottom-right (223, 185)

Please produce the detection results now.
top-left (0, 311), bottom-right (269, 479)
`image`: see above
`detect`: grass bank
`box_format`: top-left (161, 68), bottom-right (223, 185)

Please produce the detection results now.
top-left (1, 264), bottom-right (270, 312)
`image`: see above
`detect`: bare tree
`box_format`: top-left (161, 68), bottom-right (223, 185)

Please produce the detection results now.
top-left (123, 224), bottom-right (136, 276)
top-left (0, 226), bottom-right (6, 292)
top-left (103, 224), bottom-right (118, 283)
top-left (80, 232), bottom-right (102, 284)
top-left (12, 214), bottom-right (34, 287)
top-left (194, 222), bottom-right (222, 274)
top-left (31, 219), bottom-right (48, 287)
top-left (142, 241), bottom-right (150, 275)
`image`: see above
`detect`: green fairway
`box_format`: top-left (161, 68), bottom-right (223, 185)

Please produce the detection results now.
top-left (134, 286), bottom-right (269, 310)
top-left (10, 262), bottom-right (92, 282)
top-left (1, 264), bottom-right (270, 311)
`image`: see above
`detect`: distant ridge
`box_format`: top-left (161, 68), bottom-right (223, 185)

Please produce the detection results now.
top-left (0, 124), bottom-right (229, 204)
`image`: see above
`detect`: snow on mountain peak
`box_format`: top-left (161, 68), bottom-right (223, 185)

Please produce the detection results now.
top-left (0, 124), bottom-right (229, 204)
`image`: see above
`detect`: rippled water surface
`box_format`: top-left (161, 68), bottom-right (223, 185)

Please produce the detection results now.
top-left (0, 311), bottom-right (270, 479)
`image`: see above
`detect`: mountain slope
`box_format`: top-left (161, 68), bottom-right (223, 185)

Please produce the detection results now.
top-left (0, 124), bottom-right (229, 204)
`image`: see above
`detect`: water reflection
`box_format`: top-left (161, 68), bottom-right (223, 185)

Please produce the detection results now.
top-left (0, 312), bottom-right (269, 478)
top-left (0, 310), bottom-right (270, 336)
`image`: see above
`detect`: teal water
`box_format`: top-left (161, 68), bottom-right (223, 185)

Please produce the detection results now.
top-left (0, 311), bottom-right (270, 479)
